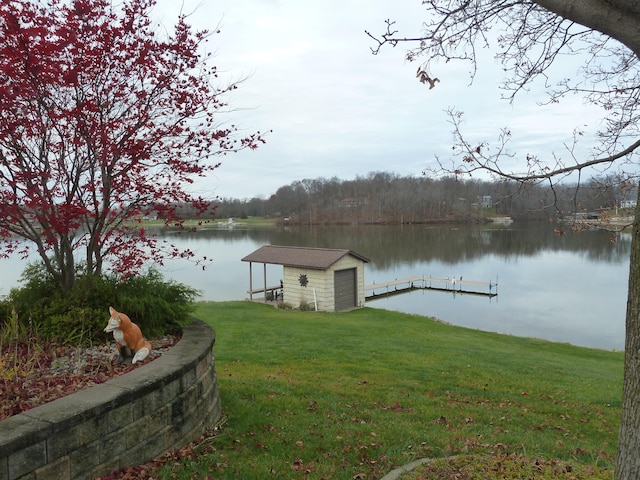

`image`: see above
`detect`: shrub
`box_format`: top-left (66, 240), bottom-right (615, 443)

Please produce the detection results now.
top-left (1, 264), bottom-right (200, 344)
top-left (114, 268), bottom-right (201, 336)
top-left (298, 300), bottom-right (316, 311)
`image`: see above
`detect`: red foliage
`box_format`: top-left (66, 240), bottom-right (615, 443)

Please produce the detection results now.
top-left (0, 0), bottom-right (266, 288)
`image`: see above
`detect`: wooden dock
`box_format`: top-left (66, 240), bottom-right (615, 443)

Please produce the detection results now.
top-left (246, 284), bottom-right (282, 301)
top-left (365, 275), bottom-right (498, 300)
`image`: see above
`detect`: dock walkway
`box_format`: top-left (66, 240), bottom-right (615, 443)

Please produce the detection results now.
top-left (365, 275), bottom-right (497, 300)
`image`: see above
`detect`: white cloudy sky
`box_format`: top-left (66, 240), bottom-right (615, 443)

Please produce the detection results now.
top-left (152, 0), bottom-right (606, 200)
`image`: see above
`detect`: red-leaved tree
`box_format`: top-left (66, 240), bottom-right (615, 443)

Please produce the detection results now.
top-left (0, 0), bottom-right (264, 292)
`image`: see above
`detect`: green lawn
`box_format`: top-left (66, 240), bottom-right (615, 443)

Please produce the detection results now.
top-left (156, 301), bottom-right (622, 479)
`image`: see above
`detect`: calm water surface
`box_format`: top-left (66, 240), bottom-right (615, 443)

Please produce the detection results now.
top-left (0, 223), bottom-right (629, 350)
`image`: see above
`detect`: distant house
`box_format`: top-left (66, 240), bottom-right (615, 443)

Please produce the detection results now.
top-left (241, 245), bottom-right (369, 312)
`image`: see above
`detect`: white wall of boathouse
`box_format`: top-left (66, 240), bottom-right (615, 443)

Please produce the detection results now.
top-left (283, 255), bottom-right (365, 312)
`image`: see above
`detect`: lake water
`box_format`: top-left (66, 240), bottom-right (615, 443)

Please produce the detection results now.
top-left (0, 223), bottom-right (629, 351)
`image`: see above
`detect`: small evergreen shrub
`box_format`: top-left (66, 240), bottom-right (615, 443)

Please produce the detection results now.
top-left (1, 264), bottom-right (200, 345)
top-left (114, 269), bottom-right (201, 336)
top-left (298, 300), bottom-right (315, 311)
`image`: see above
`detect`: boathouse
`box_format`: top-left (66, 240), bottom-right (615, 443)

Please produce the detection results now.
top-left (241, 245), bottom-right (370, 312)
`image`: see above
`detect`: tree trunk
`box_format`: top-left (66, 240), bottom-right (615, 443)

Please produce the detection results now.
top-left (535, 0), bottom-right (640, 57)
top-left (615, 189), bottom-right (640, 479)
top-left (58, 237), bottom-right (76, 293)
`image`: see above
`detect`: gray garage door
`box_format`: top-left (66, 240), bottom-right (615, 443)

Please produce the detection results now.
top-left (334, 268), bottom-right (356, 311)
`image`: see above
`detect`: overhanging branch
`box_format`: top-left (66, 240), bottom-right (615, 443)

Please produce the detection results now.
top-left (503, 137), bottom-right (640, 182)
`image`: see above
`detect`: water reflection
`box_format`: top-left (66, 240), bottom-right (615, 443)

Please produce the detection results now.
top-left (159, 223), bottom-right (631, 266)
top-left (0, 223), bottom-right (630, 350)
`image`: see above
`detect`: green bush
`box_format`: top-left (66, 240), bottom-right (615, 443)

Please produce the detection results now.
top-left (113, 269), bottom-right (201, 336)
top-left (298, 300), bottom-right (316, 311)
top-left (0, 264), bottom-right (200, 345)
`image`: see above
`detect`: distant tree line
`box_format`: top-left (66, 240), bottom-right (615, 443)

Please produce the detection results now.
top-left (212, 172), bottom-right (636, 224)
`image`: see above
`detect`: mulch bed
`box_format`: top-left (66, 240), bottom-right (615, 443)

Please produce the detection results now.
top-left (0, 334), bottom-right (181, 422)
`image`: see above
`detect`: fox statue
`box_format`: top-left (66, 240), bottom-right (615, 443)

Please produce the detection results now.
top-left (104, 306), bottom-right (151, 364)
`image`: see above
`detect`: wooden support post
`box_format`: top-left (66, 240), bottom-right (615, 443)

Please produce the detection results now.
top-left (263, 263), bottom-right (267, 303)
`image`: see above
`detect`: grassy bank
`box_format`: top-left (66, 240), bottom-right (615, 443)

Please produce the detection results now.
top-left (157, 302), bottom-right (622, 479)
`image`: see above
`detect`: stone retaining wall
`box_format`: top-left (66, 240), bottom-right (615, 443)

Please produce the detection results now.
top-left (0, 318), bottom-right (221, 480)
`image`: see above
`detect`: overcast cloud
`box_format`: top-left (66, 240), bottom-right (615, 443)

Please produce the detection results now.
top-left (152, 0), bottom-right (607, 200)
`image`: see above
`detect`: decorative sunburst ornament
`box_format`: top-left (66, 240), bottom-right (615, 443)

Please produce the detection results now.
top-left (298, 274), bottom-right (308, 287)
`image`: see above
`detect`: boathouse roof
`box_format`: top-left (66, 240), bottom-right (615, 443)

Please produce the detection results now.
top-left (241, 245), bottom-right (369, 270)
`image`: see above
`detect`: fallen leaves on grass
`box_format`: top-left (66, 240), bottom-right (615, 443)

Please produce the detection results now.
top-left (99, 423), bottom-right (225, 480)
top-left (400, 453), bottom-right (612, 479)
